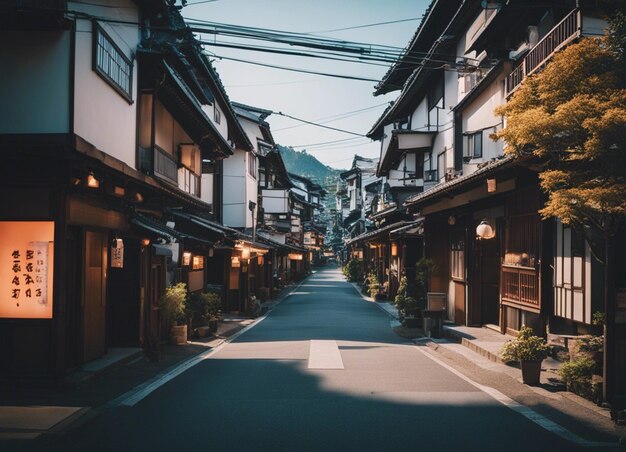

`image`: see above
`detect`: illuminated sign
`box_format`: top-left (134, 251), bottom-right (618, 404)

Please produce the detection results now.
top-left (288, 253), bottom-right (303, 261)
top-left (192, 255), bottom-right (204, 270)
top-left (111, 238), bottom-right (124, 268)
top-left (0, 221), bottom-right (54, 319)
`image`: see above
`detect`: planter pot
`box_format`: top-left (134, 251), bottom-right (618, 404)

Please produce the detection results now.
top-left (170, 325), bottom-right (188, 345)
top-left (196, 326), bottom-right (211, 338)
top-left (404, 317), bottom-right (421, 328)
top-left (520, 359), bottom-right (542, 385)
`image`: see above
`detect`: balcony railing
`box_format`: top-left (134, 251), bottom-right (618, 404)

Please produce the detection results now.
top-left (505, 9), bottom-right (581, 96)
top-left (153, 145), bottom-right (178, 185)
top-left (501, 265), bottom-right (540, 311)
top-left (178, 166), bottom-right (201, 198)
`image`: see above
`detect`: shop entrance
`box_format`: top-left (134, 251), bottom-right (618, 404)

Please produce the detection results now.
top-left (107, 238), bottom-right (141, 347)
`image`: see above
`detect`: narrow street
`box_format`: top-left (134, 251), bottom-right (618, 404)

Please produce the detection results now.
top-left (42, 266), bottom-right (577, 452)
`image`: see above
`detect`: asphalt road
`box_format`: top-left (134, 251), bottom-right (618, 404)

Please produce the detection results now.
top-left (51, 265), bottom-right (577, 451)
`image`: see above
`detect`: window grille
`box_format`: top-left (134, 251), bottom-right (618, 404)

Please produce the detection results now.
top-left (93, 22), bottom-right (132, 101)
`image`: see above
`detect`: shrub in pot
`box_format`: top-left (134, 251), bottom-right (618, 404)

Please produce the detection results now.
top-left (342, 259), bottom-right (362, 282)
top-left (366, 271), bottom-right (381, 299)
top-left (395, 276), bottom-right (419, 323)
top-left (188, 291), bottom-right (222, 336)
top-left (559, 357), bottom-right (595, 399)
top-left (500, 325), bottom-right (551, 385)
top-left (160, 283), bottom-right (188, 345)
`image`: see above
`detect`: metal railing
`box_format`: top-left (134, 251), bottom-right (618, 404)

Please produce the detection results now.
top-left (505, 9), bottom-right (581, 96)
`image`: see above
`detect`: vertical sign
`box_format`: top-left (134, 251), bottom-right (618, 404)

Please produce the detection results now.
top-left (111, 238), bottom-right (124, 268)
top-left (0, 221), bottom-right (54, 319)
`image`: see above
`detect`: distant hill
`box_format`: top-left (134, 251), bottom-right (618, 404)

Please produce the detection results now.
top-left (276, 144), bottom-right (344, 200)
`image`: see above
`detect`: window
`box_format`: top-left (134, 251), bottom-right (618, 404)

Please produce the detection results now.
top-left (466, 131), bottom-right (483, 159)
top-left (451, 236), bottom-right (465, 280)
top-left (93, 23), bottom-right (133, 102)
top-left (214, 106), bottom-right (221, 124)
top-left (248, 153), bottom-right (257, 178)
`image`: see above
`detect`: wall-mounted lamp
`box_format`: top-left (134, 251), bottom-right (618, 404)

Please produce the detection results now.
top-left (134, 192), bottom-right (144, 203)
top-left (231, 256), bottom-right (241, 268)
top-left (476, 219), bottom-right (496, 240)
top-left (448, 215), bottom-right (456, 226)
top-left (87, 173), bottom-right (100, 189)
top-left (258, 255), bottom-right (264, 266)
top-left (391, 242), bottom-right (398, 257)
top-left (241, 246), bottom-right (251, 260)
top-left (182, 251), bottom-right (192, 266)
top-left (141, 238), bottom-right (151, 248)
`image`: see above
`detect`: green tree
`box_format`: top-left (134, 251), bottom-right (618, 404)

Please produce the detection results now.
top-left (493, 15), bottom-right (626, 407)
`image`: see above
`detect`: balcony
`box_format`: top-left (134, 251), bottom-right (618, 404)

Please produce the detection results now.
top-left (501, 265), bottom-right (540, 312)
top-left (505, 9), bottom-right (581, 96)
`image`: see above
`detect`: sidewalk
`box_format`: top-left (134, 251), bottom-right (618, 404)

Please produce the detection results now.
top-left (0, 282), bottom-right (300, 443)
top-left (348, 280), bottom-right (621, 431)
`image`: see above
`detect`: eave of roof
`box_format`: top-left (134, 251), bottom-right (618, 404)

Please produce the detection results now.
top-left (404, 155), bottom-right (515, 208)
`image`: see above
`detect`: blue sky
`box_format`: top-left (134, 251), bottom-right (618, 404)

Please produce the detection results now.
top-left (182, 0), bottom-right (430, 169)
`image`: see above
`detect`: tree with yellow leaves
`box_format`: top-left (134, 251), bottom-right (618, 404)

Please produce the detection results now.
top-left (494, 13), bottom-right (626, 413)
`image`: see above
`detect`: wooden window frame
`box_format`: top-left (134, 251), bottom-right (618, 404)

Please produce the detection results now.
top-left (92, 22), bottom-right (133, 103)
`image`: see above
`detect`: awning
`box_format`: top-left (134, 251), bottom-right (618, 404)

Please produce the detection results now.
top-left (131, 212), bottom-right (213, 246)
top-left (346, 220), bottom-right (419, 245)
top-left (169, 210), bottom-right (274, 251)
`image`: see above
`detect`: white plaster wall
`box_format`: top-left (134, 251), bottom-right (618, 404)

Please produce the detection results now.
top-left (223, 148), bottom-right (247, 227)
top-left (410, 98), bottom-right (429, 131)
top-left (0, 30), bottom-right (71, 133)
top-left (201, 173), bottom-right (214, 206)
top-left (461, 71), bottom-right (505, 176)
top-left (202, 102), bottom-right (229, 142)
top-left (246, 157), bottom-right (258, 228)
top-left (73, 4), bottom-right (139, 168)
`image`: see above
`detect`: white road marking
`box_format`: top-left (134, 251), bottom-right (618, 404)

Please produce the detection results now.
top-left (308, 340), bottom-right (344, 370)
top-left (416, 346), bottom-right (617, 448)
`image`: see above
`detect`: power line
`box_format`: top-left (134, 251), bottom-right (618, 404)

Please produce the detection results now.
top-left (289, 137), bottom-right (366, 148)
top-left (183, 0), bottom-right (219, 5)
top-left (273, 102), bottom-right (390, 132)
top-left (273, 111), bottom-right (367, 137)
top-left (209, 53), bottom-right (381, 82)
top-left (224, 78), bottom-right (318, 88)
top-left (306, 17), bottom-right (421, 34)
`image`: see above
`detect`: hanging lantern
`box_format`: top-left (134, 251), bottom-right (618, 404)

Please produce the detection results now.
top-left (476, 219), bottom-right (495, 240)
top-left (391, 242), bottom-right (398, 257)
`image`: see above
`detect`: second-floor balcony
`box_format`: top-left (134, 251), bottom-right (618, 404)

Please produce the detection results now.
top-left (379, 129), bottom-right (435, 177)
top-left (505, 9), bottom-right (584, 96)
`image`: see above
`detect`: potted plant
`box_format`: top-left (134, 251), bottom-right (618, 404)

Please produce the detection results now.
top-left (342, 259), bottom-right (362, 282)
top-left (367, 271), bottom-right (383, 300)
top-left (188, 291), bottom-right (221, 337)
top-left (395, 276), bottom-right (419, 326)
top-left (160, 282), bottom-right (188, 345)
top-left (500, 325), bottom-right (551, 385)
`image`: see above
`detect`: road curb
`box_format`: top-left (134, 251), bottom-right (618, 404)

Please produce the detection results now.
top-left (36, 273), bottom-right (315, 440)
top-left (349, 281), bottom-right (400, 320)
